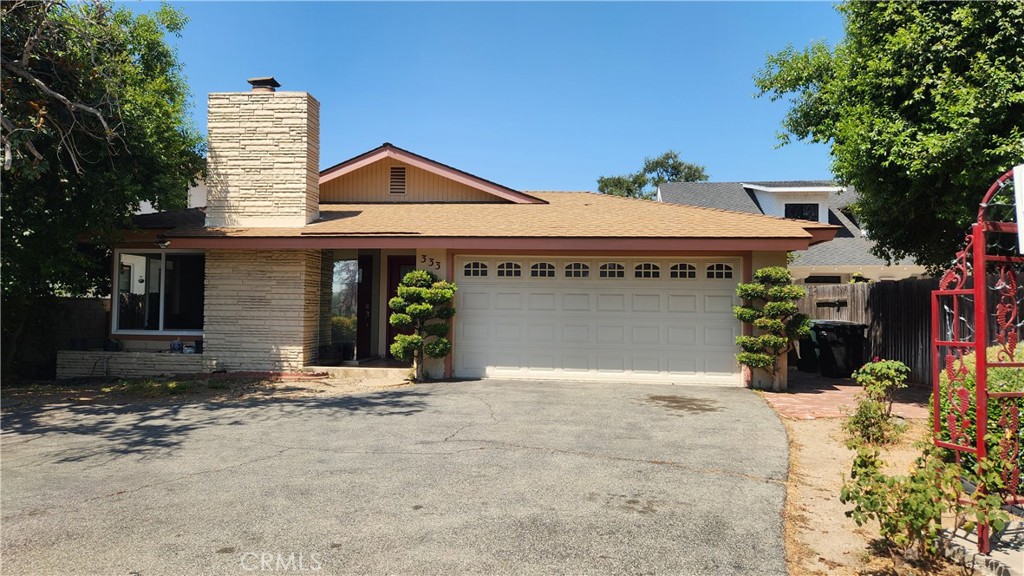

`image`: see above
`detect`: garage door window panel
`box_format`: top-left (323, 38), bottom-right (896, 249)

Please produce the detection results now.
top-left (634, 263), bottom-right (661, 278)
top-left (670, 263), bottom-right (696, 279)
top-left (464, 262), bottom-right (488, 277)
top-left (599, 263), bottom-right (625, 278)
top-left (531, 263), bottom-right (555, 278)
top-left (707, 264), bottom-right (733, 279)
top-left (497, 262), bottom-right (522, 277)
top-left (565, 262), bottom-right (590, 278)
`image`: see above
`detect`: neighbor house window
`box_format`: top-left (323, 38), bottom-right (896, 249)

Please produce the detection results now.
top-left (634, 263), bottom-right (660, 278)
top-left (497, 262), bottom-right (522, 277)
top-left (670, 263), bottom-right (696, 279)
top-left (706, 263), bottom-right (734, 279)
top-left (599, 263), bottom-right (625, 278)
top-left (804, 275), bottom-right (842, 284)
top-left (115, 251), bottom-right (204, 333)
top-left (564, 262), bottom-right (590, 278)
top-left (531, 263), bottom-right (555, 278)
top-left (463, 262), bottom-right (488, 277)
top-left (784, 203), bottom-right (819, 221)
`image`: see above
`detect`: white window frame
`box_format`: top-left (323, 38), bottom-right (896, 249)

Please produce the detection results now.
top-left (111, 248), bottom-right (205, 337)
top-left (530, 262), bottom-right (555, 278)
top-left (599, 262), bottom-right (625, 278)
top-left (634, 263), bottom-right (661, 279)
top-left (497, 262), bottom-right (522, 277)
top-left (670, 263), bottom-right (697, 279)
top-left (706, 263), bottom-right (734, 279)
top-left (463, 261), bottom-right (488, 277)
top-left (564, 262), bottom-right (590, 278)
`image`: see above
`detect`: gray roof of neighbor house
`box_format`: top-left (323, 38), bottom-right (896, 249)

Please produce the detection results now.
top-left (658, 181), bottom-right (915, 268)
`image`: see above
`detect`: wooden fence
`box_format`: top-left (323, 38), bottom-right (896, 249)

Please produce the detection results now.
top-left (796, 278), bottom-right (939, 384)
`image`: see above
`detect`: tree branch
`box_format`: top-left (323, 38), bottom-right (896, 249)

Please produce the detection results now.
top-left (19, 0), bottom-right (56, 67)
top-left (1, 116), bottom-right (44, 170)
top-left (0, 56), bottom-right (115, 141)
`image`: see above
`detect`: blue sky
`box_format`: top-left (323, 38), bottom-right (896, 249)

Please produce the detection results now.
top-left (156, 1), bottom-right (844, 191)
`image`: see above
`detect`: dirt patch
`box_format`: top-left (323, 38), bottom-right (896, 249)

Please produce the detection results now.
top-left (783, 417), bottom-right (970, 576)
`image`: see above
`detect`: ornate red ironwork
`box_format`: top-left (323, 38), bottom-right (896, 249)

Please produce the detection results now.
top-left (932, 168), bottom-right (1023, 555)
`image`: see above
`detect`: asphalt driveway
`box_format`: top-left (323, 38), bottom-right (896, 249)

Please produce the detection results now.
top-left (1, 380), bottom-right (788, 575)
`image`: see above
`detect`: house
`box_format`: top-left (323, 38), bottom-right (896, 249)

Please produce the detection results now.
top-left (657, 181), bottom-right (928, 283)
top-left (56, 78), bottom-right (837, 386)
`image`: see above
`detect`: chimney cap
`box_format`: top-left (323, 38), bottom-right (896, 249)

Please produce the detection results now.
top-left (247, 77), bottom-right (281, 92)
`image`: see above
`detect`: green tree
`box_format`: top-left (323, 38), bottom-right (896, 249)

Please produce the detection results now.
top-left (755, 1), bottom-right (1024, 271)
top-left (597, 150), bottom-right (708, 199)
top-left (1, 0), bottom-right (205, 378)
top-left (388, 270), bottom-right (456, 382)
top-left (734, 266), bottom-right (809, 391)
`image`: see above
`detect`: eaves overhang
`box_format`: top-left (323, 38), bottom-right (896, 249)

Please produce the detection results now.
top-left (150, 235), bottom-right (831, 252)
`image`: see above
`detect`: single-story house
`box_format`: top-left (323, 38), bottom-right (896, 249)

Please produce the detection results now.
top-left (657, 181), bottom-right (927, 283)
top-left (57, 78), bottom-right (837, 386)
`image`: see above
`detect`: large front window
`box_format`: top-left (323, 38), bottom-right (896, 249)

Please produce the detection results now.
top-left (115, 251), bottom-right (204, 333)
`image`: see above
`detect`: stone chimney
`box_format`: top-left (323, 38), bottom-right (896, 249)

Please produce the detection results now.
top-left (205, 77), bottom-right (320, 227)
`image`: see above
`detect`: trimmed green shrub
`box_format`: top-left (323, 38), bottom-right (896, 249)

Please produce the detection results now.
top-left (388, 269), bottom-right (456, 382)
top-left (733, 266), bottom-right (809, 390)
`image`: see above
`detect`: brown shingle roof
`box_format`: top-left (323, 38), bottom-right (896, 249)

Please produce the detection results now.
top-left (132, 207), bottom-right (206, 229)
top-left (166, 192), bottom-right (832, 240)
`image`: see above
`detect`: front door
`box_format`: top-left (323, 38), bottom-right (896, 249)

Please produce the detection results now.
top-left (386, 255), bottom-right (417, 359)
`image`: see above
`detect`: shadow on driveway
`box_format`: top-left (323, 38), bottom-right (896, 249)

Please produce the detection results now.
top-left (0, 389), bottom-right (429, 462)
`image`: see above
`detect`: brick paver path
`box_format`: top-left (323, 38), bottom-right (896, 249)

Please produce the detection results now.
top-left (761, 369), bottom-right (931, 420)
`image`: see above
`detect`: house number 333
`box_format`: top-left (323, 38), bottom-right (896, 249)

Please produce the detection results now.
top-left (420, 255), bottom-right (442, 270)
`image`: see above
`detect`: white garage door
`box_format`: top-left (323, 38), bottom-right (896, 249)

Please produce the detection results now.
top-left (454, 256), bottom-right (742, 385)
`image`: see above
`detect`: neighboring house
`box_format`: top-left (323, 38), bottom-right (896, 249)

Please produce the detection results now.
top-left (57, 78), bottom-right (837, 386)
top-left (657, 181), bottom-right (928, 283)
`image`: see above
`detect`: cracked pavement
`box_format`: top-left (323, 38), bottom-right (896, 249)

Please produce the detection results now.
top-left (1, 380), bottom-right (787, 575)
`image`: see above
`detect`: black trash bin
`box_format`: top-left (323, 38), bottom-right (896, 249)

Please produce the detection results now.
top-left (797, 335), bottom-right (819, 373)
top-left (811, 320), bottom-right (867, 378)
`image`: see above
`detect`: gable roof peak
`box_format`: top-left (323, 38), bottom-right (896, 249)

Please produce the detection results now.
top-left (319, 143), bottom-right (545, 204)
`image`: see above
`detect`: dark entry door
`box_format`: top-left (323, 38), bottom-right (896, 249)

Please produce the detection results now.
top-left (386, 255), bottom-right (417, 359)
top-left (356, 255), bottom-right (374, 360)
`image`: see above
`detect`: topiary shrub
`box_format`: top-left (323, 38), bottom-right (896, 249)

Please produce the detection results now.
top-left (388, 269), bottom-right (456, 382)
top-left (937, 345), bottom-right (1024, 499)
top-left (734, 266), bottom-right (810, 391)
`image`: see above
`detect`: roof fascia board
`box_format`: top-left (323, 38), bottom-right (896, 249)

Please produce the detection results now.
top-left (158, 236), bottom-right (822, 252)
top-left (742, 183), bottom-right (844, 194)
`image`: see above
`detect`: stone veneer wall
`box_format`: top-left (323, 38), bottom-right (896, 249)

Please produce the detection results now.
top-left (203, 250), bottom-right (323, 371)
top-left (205, 91), bottom-right (320, 227)
top-left (57, 351), bottom-right (216, 379)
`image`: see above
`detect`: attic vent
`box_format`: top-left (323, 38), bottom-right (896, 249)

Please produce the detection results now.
top-left (389, 166), bottom-right (406, 195)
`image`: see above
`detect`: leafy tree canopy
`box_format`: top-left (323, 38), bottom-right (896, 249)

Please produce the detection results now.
top-left (755, 0), bottom-right (1024, 271)
top-left (1, 0), bottom-right (205, 376)
top-left (597, 150), bottom-right (708, 199)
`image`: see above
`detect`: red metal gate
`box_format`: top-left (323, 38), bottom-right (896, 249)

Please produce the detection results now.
top-left (932, 169), bottom-right (1024, 554)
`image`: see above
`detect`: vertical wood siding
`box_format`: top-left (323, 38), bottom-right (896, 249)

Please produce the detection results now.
top-left (320, 158), bottom-right (504, 203)
top-left (797, 278), bottom-right (940, 384)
